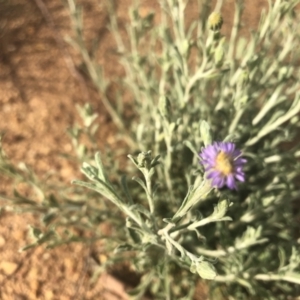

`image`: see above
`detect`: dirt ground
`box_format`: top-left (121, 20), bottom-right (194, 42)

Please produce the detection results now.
top-left (0, 0), bottom-right (267, 299)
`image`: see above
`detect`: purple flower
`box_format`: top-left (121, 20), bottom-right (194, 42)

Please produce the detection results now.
top-left (199, 142), bottom-right (247, 190)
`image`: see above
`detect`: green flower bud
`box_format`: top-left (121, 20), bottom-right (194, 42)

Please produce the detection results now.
top-left (208, 12), bottom-right (223, 31)
top-left (196, 261), bottom-right (217, 280)
top-left (190, 260), bottom-right (217, 280)
top-left (137, 151), bottom-right (152, 169)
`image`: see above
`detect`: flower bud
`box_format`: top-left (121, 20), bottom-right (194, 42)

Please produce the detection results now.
top-left (196, 261), bottom-right (217, 280)
top-left (137, 151), bottom-right (152, 169)
top-left (208, 12), bottom-right (223, 31)
top-left (190, 260), bottom-right (217, 280)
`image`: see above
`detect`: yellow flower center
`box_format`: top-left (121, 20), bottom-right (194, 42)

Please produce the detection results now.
top-left (215, 151), bottom-right (233, 175)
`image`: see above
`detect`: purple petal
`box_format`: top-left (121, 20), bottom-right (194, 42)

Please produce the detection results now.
top-left (207, 170), bottom-right (221, 179)
top-left (205, 166), bottom-right (214, 172)
top-left (202, 148), bottom-right (218, 159)
top-left (224, 142), bottom-right (235, 154)
top-left (226, 174), bottom-right (237, 190)
top-left (202, 157), bottom-right (216, 164)
top-left (234, 157), bottom-right (247, 164)
top-left (232, 149), bottom-right (242, 158)
top-left (212, 176), bottom-right (225, 188)
top-left (235, 172), bottom-right (245, 182)
top-left (235, 166), bottom-right (244, 173)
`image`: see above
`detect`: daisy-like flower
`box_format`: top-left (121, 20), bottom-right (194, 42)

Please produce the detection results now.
top-left (199, 141), bottom-right (247, 190)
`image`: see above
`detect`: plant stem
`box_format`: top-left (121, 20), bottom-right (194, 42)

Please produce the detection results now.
top-left (145, 170), bottom-right (155, 214)
top-left (214, 272), bottom-right (300, 285)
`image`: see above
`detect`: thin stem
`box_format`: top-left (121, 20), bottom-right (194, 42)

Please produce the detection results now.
top-left (228, 109), bottom-right (244, 134)
top-left (145, 171), bottom-right (155, 214)
top-left (163, 121), bottom-right (175, 201)
top-left (196, 247), bottom-right (227, 258)
top-left (168, 221), bottom-right (193, 234)
top-left (215, 272), bottom-right (300, 285)
top-left (164, 259), bottom-right (171, 300)
top-left (254, 272), bottom-right (300, 285)
top-left (183, 67), bottom-right (216, 103)
top-left (228, 1), bottom-right (242, 61)
top-left (214, 0), bottom-right (223, 12)
top-left (159, 224), bottom-right (199, 262)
